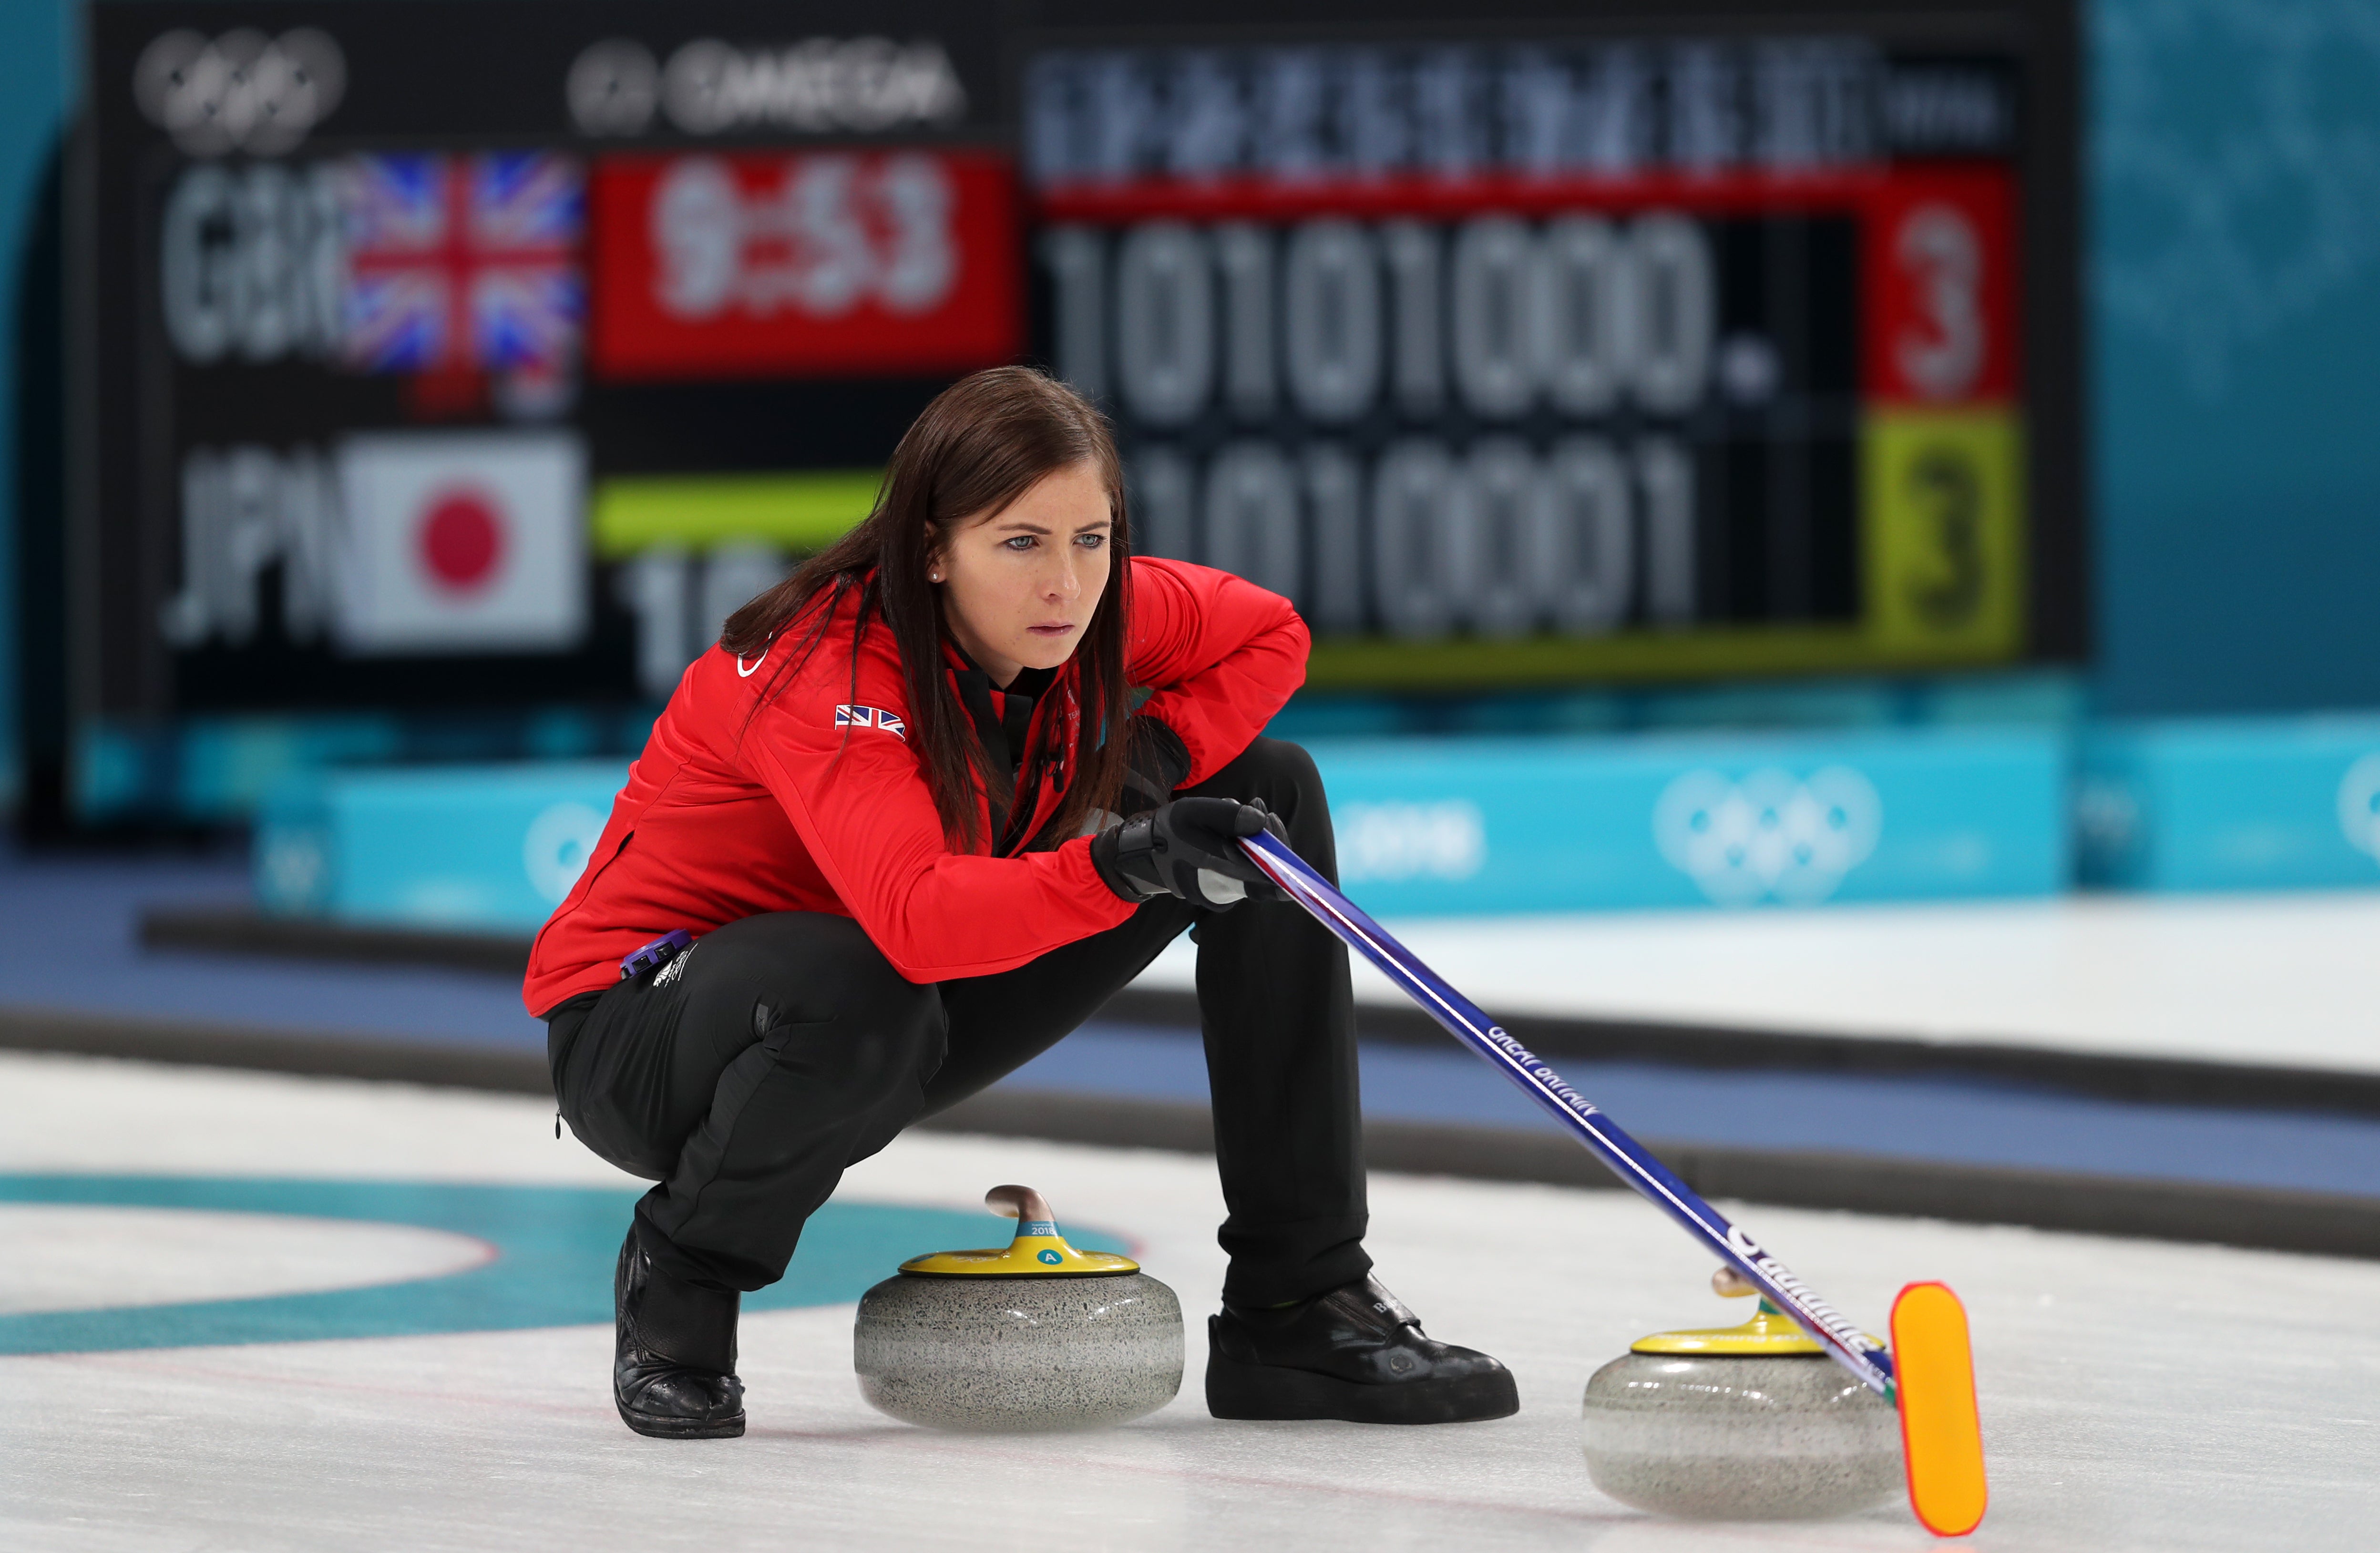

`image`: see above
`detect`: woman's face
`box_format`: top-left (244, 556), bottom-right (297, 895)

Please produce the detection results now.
top-left (931, 460), bottom-right (1113, 687)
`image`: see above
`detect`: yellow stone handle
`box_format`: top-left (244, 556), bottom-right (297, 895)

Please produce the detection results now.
top-left (985, 1185), bottom-right (1056, 1225)
top-left (1712, 1265), bottom-right (1759, 1298)
top-left (895, 1182), bottom-right (1140, 1277)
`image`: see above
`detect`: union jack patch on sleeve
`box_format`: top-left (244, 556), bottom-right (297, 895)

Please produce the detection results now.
top-left (834, 705), bottom-right (907, 740)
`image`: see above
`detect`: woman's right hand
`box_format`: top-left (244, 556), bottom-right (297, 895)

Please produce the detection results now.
top-left (1090, 796), bottom-right (1287, 909)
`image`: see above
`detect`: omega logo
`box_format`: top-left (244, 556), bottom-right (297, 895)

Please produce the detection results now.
top-left (567, 36), bottom-right (967, 138)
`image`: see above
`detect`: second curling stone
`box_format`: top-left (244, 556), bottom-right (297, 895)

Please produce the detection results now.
top-left (1581, 1268), bottom-right (1900, 1520)
top-left (854, 1185), bottom-right (1183, 1432)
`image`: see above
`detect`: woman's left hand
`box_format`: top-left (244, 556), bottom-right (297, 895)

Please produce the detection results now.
top-left (1089, 796), bottom-right (1288, 909)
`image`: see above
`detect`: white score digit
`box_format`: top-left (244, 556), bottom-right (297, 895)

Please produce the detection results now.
top-left (1895, 203), bottom-right (1984, 400)
top-left (1283, 219), bottom-right (1382, 424)
top-left (654, 157), bottom-right (740, 319)
top-left (1540, 437), bottom-right (1635, 634)
top-left (1450, 215), bottom-right (1539, 419)
top-left (1638, 436), bottom-right (1698, 625)
top-left (1215, 222), bottom-right (1277, 421)
top-left (1114, 220), bottom-right (1215, 427)
top-left (1372, 438), bottom-right (1464, 640)
top-left (1202, 440), bottom-right (1303, 605)
top-left (873, 154), bottom-right (956, 315)
top-left (788, 154), bottom-right (871, 316)
top-left (1465, 438), bottom-right (1547, 639)
top-left (1537, 215), bottom-right (1630, 416)
top-left (1628, 215), bottom-right (1716, 415)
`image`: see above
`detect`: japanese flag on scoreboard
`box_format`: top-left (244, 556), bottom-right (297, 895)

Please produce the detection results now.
top-left (333, 429), bottom-right (587, 655)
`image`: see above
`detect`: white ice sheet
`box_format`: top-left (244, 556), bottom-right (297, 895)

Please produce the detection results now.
top-left (4, 1053), bottom-right (2375, 1551)
top-left (1136, 890), bottom-right (2380, 1074)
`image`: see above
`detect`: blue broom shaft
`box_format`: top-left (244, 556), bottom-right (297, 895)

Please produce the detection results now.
top-left (1240, 830), bottom-right (1894, 1396)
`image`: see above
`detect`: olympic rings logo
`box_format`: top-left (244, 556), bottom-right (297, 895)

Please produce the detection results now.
top-left (134, 29), bottom-right (346, 156)
top-left (1654, 766), bottom-right (1882, 906)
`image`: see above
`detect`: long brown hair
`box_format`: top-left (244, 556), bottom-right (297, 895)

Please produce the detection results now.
top-left (720, 368), bottom-right (1132, 852)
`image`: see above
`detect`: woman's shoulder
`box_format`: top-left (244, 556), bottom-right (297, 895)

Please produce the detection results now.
top-left (1123, 555), bottom-right (1301, 658)
top-left (698, 588), bottom-right (913, 736)
top-left (1121, 554), bottom-right (1195, 629)
top-left (1126, 554), bottom-right (1203, 596)
top-left (1124, 555), bottom-right (1286, 614)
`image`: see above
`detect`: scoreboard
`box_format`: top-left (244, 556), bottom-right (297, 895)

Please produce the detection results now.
top-left (70, 0), bottom-right (2081, 743)
top-left (1023, 36), bottom-right (2056, 686)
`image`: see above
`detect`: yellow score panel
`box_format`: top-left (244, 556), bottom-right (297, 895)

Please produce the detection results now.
top-left (1862, 409), bottom-right (2027, 662)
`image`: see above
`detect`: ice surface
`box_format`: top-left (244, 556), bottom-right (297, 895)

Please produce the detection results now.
top-left (4, 1052), bottom-right (2376, 1552)
top-left (1137, 890), bottom-right (2380, 1073)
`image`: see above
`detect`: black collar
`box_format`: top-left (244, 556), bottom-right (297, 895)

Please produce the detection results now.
top-left (948, 649), bottom-right (1058, 848)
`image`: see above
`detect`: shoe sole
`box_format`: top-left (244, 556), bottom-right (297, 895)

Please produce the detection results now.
top-left (616, 1400), bottom-right (747, 1440)
top-left (1205, 1351), bottom-right (1520, 1424)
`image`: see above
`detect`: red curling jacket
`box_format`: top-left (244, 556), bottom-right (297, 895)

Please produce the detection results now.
top-left (521, 558), bottom-right (1307, 1015)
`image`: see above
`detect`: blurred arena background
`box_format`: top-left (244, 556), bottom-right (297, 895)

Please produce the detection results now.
top-left (4, 0), bottom-right (2380, 1270)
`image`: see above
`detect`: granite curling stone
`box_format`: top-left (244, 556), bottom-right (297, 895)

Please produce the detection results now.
top-left (1580, 1267), bottom-right (1900, 1521)
top-left (853, 1184), bottom-right (1183, 1432)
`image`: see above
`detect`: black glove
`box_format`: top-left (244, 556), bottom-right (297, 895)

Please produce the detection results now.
top-left (1090, 796), bottom-right (1289, 909)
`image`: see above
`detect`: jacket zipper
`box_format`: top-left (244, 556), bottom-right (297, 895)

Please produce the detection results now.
top-left (997, 683), bottom-right (1069, 856)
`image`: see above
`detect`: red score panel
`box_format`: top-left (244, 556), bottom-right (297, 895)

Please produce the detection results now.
top-left (590, 149), bottom-right (1021, 381)
top-left (1859, 164), bottom-right (2019, 408)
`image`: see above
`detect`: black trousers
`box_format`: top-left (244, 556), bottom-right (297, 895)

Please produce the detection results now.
top-left (546, 738), bottom-right (1368, 1309)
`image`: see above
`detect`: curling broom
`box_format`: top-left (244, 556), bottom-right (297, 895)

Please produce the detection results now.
top-left (1240, 828), bottom-right (1987, 1537)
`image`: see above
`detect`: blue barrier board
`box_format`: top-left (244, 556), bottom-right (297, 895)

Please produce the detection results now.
top-left (258, 761), bottom-right (628, 929)
top-left (2080, 717), bottom-right (2380, 892)
top-left (258, 727), bottom-right (2067, 929)
top-left (1310, 729), bottom-right (2067, 916)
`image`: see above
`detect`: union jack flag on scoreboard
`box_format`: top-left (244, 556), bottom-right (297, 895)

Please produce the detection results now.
top-left (341, 152), bottom-right (585, 373)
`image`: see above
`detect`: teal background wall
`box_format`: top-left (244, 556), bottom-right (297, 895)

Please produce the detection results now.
top-left (2091, 0), bottom-right (2380, 714)
top-left (0, 0), bottom-right (73, 812)
top-left (6, 0), bottom-right (2380, 810)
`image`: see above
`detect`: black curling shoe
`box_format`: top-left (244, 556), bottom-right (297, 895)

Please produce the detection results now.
top-left (613, 1229), bottom-right (746, 1439)
top-left (1206, 1275), bottom-right (1519, 1424)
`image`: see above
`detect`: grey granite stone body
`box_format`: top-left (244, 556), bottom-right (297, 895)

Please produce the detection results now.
top-left (854, 1272), bottom-right (1184, 1432)
top-left (1580, 1351), bottom-right (1901, 1520)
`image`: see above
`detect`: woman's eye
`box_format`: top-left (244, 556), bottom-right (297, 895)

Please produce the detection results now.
top-left (1003, 535), bottom-right (1036, 552)
top-left (1078, 533), bottom-right (1106, 549)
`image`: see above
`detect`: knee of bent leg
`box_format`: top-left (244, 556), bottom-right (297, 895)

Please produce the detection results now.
top-left (1236, 737), bottom-right (1326, 823)
top-left (755, 927), bottom-right (945, 1101)
top-left (841, 962), bottom-right (945, 1085)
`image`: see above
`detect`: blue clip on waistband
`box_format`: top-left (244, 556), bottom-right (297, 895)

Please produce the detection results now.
top-left (619, 929), bottom-right (694, 982)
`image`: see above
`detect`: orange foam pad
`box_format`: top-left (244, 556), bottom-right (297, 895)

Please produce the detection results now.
top-left (1893, 1281), bottom-right (1988, 1537)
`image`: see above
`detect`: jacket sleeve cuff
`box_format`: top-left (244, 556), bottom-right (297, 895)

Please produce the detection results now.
top-left (1076, 830), bottom-right (1157, 906)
